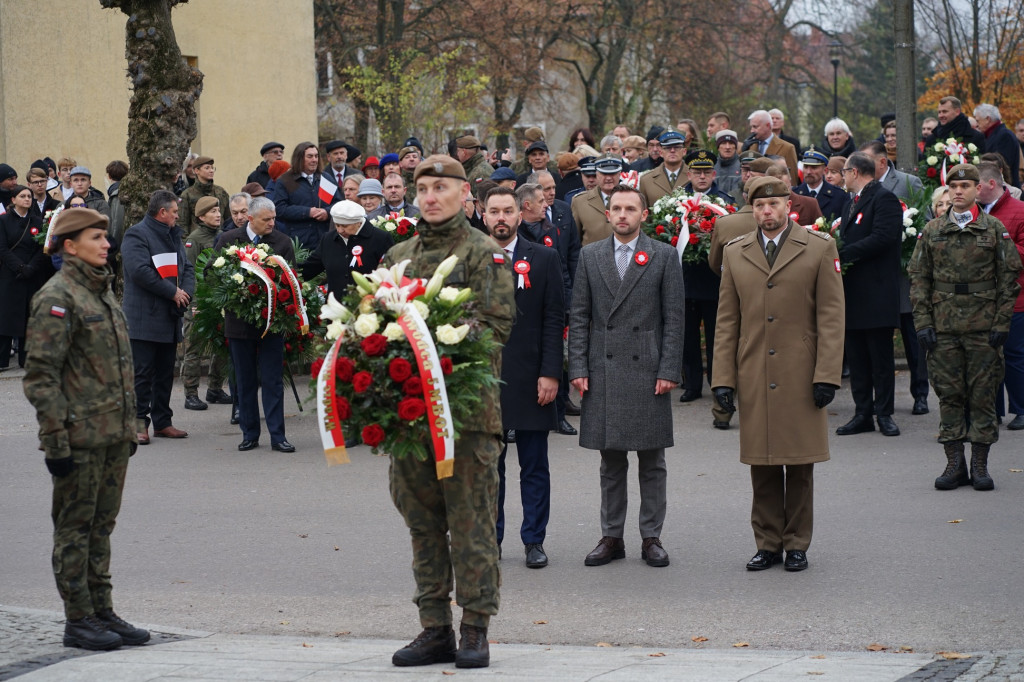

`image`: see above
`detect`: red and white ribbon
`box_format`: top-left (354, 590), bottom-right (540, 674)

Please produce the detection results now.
top-left (514, 260), bottom-right (531, 289)
top-left (674, 196), bottom-right (728, 263)
top-left (349, 244), bottom-right (363, 268)
top-left (316, 332), bottom-right (349, 466)
top-left (238, 254), bottom-right (276, 338)
top-left (267, 254), bottom-right (309, 333)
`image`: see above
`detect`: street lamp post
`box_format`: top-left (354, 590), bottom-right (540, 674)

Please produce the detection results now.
top-left (829, 40), bottom-right (841, 120)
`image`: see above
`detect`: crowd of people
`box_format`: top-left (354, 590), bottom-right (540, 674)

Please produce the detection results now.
top-left (5, 93), bottom-right (1024, 668)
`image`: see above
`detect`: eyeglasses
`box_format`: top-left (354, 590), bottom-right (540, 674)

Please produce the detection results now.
top-left (840, 168), bottom-right (855, 174)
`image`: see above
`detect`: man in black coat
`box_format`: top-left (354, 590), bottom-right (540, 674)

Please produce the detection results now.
top-left (248, 142), bottom-right (284, 189)
top-left (484, 186), bottom-right (564, 570)
top-left (835, 152), bottom-right (903, 437)
top-left (925, 96), bottom-right (987, 153)
top-left (271, 142), bottom-right (339, 257)
top-left (794, 147), bottom-right (848, 221)
top-left (213, 197), bottom-right (297, 453)
top-left (302, 200), bottom-right (394, 295)
top-left (974, 103), bottom-right (1021, 189)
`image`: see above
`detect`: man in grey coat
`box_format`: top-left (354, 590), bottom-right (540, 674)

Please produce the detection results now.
top-left (121, 190), bottom-right (195, 444)
top-left (568, 185), bottom-right (685, 568)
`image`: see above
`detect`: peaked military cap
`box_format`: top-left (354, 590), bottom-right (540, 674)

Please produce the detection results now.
top-left (594, 156), bottom-right (623, 174)
top-left (738, 150), bottom-right (764, 166)
top-left (685, 149), bottom-right (717, 168)
top-left (658, 130), bottom-right (686, 147)
top-left (579, 157), bottom-right (598, 174)
top-left (801, 147), bottom-right (829, 165)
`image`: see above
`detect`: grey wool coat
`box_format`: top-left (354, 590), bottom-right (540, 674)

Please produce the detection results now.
top-left (568, 231), bottom-right (685, 451)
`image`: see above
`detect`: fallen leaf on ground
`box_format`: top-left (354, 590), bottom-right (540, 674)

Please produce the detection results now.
top-left (1010, 469), bottom-right (1023, 473)
top-left (807, 672), bottom-right (824, 676)
top-left (533, 620), bottom-right (548, 625)
top-left (298, 534), bottom-right (309, 538)
top-left (442, 671), bottom-right (455, 676)
top-left (810, 654), bottom-right (826, 659)
top-left (937, 651), bottom-right (971, 660)
top-left (899, 646), bottom-right (914, 652)
top-left (334, 546), bottom-right (340, 551)
top-left (596, 642), bottom-right (613, 647)
top-left (866, 643), bottom-right (888, 651)
top-left (649, 652), bottom-right (666, 657)
top-left (279, 621), bottom-right (290, 625)
top-left (947, 519), bottom-right (963, 524)
top-left (302, 643), bottom-right (312, 648)
top-left (692, 636), bottom-right (709, 643)
top-left (333, 631), bottom-right (351, 637)
top-left (733, 642), bottom-right (749, 648)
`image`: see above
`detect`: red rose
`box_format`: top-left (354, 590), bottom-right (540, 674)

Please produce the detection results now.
top-left (402, 376), bottom-right (422, 396)
top-left (389, 357), bottom-right (413, 382)
top-left (337, 396), bottom-right (351, 420)
top-left (927, 167), bottom-right (938, 178)
top-left (285, 343), bottom-right (292, 352)
top-left (396, 223), bottom-right (408, 235)
top-left (655, 225), bottom-right (666, 234)
top-left (397, 397), bottom-right (426, 421)
top-left (727, 205), bottom-right (737, 213)
top-left (688, 233), bottom-right (699, 245)
top-left (277, 289), bottom-right (291, 302)
top-left (248, 283), bottom-right (261, 295)
top-left (699, 219), bottom-right (714, 232)
top-left (260, 306), bottom-right (269, 319)
top-left (30, 227), bottom-right (39, 235)
top-left (360, 334), bottom-right (388, 356)
top-left (670, 236), bottom-right (679, 246)
top-left (264, 268), bottom-right (277, 281)
top-left (361, 424), bottom-right (385, 447)
top-left (335, 356), bottom-right (355, 382)
top-left (352, 371), bottom-right (373, 393)
top-left (440, 357), bottom-right (453, 375)
top-left (311, 357), bottom-right (325, 378)
top-left (671, 216), bottom-right (679, 223)
top-left (286, 304), bottom-right (297, 315)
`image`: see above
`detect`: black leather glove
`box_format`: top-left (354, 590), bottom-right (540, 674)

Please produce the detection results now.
top-left (713, 387), bottom-right (736, 414)
top-left (130, 442), bottom-right (138, 457)
top-left (813, 383), bottom-right (837, 409)
top-left (989, 330), bottom-right (1008, 348)
top-left (917, 327), bottom-right (937, 352)
top-left (45, 457), bottom-right (75, 478)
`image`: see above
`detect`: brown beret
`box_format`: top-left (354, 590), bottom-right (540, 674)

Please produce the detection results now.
top-left (413, 154), bottom-right (468, 183)
top-left (193, 155), bottom-right (214, 169)
top-left (455, 135), bottom-right (481, 149)
top-left (747, 176), bottom-right (791, 203)
top-left (52, 208), bottom-right (109, 238)
top-left (399, 146), bottom-right (419, 161)
top-left (195, 196), bottom-right (219, 218)
top-left (524, 126), bottom-right (544, 142)
top-left (827, 156), bottom-right (846, 173)
top-left (240, 182), bottom-right (267, 197)
top-left (748, 157), bottom-right (775, 174)
top-left (946, 163), bottom-right (980, 183)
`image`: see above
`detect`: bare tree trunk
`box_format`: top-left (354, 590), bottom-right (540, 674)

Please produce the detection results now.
top-left (893, 0), bottom-right (917, 173)
top-left (99, 0), bottom-right (203, 225)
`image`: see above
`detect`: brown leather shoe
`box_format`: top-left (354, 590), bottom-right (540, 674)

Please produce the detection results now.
top-left (153, 426), bottom-right (188, 439)
top-left (641, 537), bottom-right (670, 567)
top-left (584, 536), bottom-right (625, 566)
top-left (136, 432), bottom-right (150, 445)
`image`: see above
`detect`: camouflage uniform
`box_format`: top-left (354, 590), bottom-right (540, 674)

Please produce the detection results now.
top-left (177, 179), bottom-right (230, 239)
top-left (383, 212), bottom-right (514, 628)
top-left (909, 208), bottom-right (1022, 444)
top-left (401, 168), bottom-right (418, 205)
top-left (22, 256), bottom-right (137, 620)
top-left (460, 153), bottom-right (493, 188)
top-left (181, 221), bottom-right (228, 397)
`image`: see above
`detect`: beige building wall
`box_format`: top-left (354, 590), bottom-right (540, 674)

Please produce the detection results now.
top-left (0, 0), bottom-right (316, 196)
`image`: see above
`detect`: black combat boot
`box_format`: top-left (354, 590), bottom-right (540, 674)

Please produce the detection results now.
top-left (391, 626), bottom-right (456, 666)
top-left (455, 623), bottom-right (490, 668)
top-left (935, 442), bottom-right (970, 490)
top-left (96, 609), bottom-right (150, 645)
top-left (970, 443), bottom-right (994, 491)
top-left (63, 614), bottom-right (123, 650)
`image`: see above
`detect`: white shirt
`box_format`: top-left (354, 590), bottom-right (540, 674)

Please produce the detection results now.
top-left (613, 233), bottom-right (640, 253)
top-left (502, 236), bottom-right (519, 259)
top-left (806, 181), bottom-right (824, 195)
top-left (878, 167), bottom-right (890, 185)
top-left (764, 233), bottom-right (783, 255)
top-left (246, 225), bottom-right (261, 242)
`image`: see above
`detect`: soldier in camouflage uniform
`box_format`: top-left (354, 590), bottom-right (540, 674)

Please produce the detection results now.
top-left (454, 135), bottom-right (494, 187)
top-left (908, 164), bottom-right (1022, 491)
top-left (180, 196), bottom-right (231, 411)
top-left (176, 155), bottom-right (230, 238)
top-left (22, 209), bottom-right (150, 651)
top-left (382, 155), bottom-right (514, 670)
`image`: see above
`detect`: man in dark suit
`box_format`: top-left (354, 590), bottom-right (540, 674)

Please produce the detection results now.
top-left (794, 147), bottom-right (848, 221)
top-left (925, 96), bottom-right (987, 153)
top-left (974, 103), bottom-right (1021, 188)
top-left (569, 185), bottom-right (685, 569)
top-left (483, 186), bottom-right (565, 569)
top-left (302, 200), bottom-right (394, 296)
top-left (213, 196), bottom-right (297, 453)
top-left (835, 152), bottom-right (903, 437)
top-left (270, 142), bottom-right (339, 256)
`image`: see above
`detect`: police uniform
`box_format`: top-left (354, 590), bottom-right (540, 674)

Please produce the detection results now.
top-left (794, 147), bottom-right (848, 221)
top-left (23, 209), bottom-right (150, 650)
top-left (570, 157), bottom-right (622, 245)
top-left (908, 164), bottom-right (1022, 490)
top-left (638, 131), bottom-right (688, 208)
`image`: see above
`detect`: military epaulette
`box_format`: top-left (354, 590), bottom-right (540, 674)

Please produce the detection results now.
top-left (725, 235), bottom-right (745, 246)
top-left (805, 227), bottom-right (831, 240)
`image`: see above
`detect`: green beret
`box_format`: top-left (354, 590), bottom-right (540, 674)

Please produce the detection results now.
top-left (947, 163), bottom-right (980, 183)
top-left (413, 154), bottom-right (468, 183)
top-left (52, 208), bottom-right (109, 238)
top-left (747, 177), bottom-right (790, 203)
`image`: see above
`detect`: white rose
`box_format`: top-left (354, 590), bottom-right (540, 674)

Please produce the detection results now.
top-left (934, 143), bottom-right (945, 152)
top-left (353, 313), bottom-right (380, 337)
top-left (325, 319), bottom-right (345, 341)
top-left (412, 300), bottom-right (430, 319)
top-left (438, 287), bottom-right (460, 303)
top-left (926, 155), bottom-right (938, 166)
top-left (903, 217), bottom-right (913, 228)
top-left (383, 322), bottom-right (405, 341)
top-left (384, 221), bottom-right (397, 232)
top-left (213, 256), bottom-right (226, 268)
top-left (231, 273), bottom-right (244, 284)
top-left (436, 323), bottom-right (470, 345)
top-left (972, 156), bottom-right (981, 164)
top-left (907, 227), bottom-right (917, 237)
top-left (226, 245), bottom-right (238, 255)
top-left (968, 143), bottom-right (978, 153)
top-left (949, 154), bottom-right (960, 163)
top-left (251, 250), bottom-right (264, 261)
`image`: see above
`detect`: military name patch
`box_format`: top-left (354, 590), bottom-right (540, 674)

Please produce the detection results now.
top-left (50, 306), bottom-right (66, 318)
top-left (977, 234), bottom-right (995, 247)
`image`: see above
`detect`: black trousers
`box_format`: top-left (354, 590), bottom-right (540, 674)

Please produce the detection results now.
top-left (132, 339), bottom-right (177, 431)
top-left (898, 312), bottom-right (929, 400)
top-left (845, 327), bottom-right (895, 417)
top-left (0, 335), bottom-right (26, 369)
top-left (683, 298), bottom-right (718, 392)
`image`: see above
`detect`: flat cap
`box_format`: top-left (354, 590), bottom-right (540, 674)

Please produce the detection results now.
top-left (801, 147), bottom-right (829, 165)
top-left (399, 146), bottom-right (419, 161)
top-left (747, 176), bottom-right (791, 203)
top-left (0, 163), bottom-right (16, 181)
top-left (594, 156), bottom-right (623, 174)
top-left (260, 141), bottom-right (284, 155)
top-left (324, 140), bottom-right (347, 153)
top-left (715, 129), bottom-right (739, 144)
top-left (658, 130), bottom-right (686, 147)
top-left (193, 155), bottom-right (214, 169)
top-left (53, 208), bottom-right (108, 238)
top-left (330, 200), bottom-right (367, 224)
top-left (490, 167), bottom-right (517, 182)
top-left (379, 153), bottom-right (400, 167)
top-left (526, 140), bottom-right (549, 155)
top-left (556, 152), bottom-right (580, 174)
top-left (622, 135), bottom-right (647, 151)
top-left (748, 157), bottom-right (775, 174)
top-left (69, 166), bottom-right (91, 177)
top-left (524, 126), bottom-right (545, 142)
top-left (947, 163), bottom-right (980, 182)
top-left (240, 182), bottom-right (267, 197)
top-left (194, 196), bottom-right (219, 218)
top-left (413, 154), bottom-right (468, 183)
top-left (357, 178), bottom-right (384, 197)
top-left (685, 149), bottom-right (717, 168)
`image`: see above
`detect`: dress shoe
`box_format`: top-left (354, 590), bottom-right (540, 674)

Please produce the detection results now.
top-left (713, 420), bottom-right (730, 430)
top-left (841, 364), bottom-right (850, 378)
top-left (641, 537), bottom-right (670, 567)
top-left (784, 549), bottom-right (809, 572)
top-left (557, 418), bottom-right (577, 436)
top-left (505, 429), bottom-right (516, 443)
top-left (183, 394), bottom-right (208, 411)
top-left (1007, 414), bottom-right (1024, 430)
top-left (836, 415), bottom-right (874, 435)
top-left (584, 536), bottom-right (625, 566)
top-left (525, 543), bottom-right (548, 568)
top-left (455, 623), bottom-right (489, 668)
top-left (63, 615), bottom-right (123, 650)
top-left (230, 406), bottom-right (241, 425)
top-left (238, 439), bottom-right (259, 451)
top-left (678, 389), bottom-right (702, 403)
top-left (96, 610), bottom-right (150, 646)
top-left (136, 431), bottom-right (150, 446)
top-left (271, 440), bottom-right (296, 453)
top-left (877, 415), bottom-right (900, 437)
top-left (154, 426), bottom-right (188, 438)
top-left (564, 398), bottom-right (581, 416)
top-left (912, 397), bottom-right (930, 415)
top-left (746, 549), bottom-right (782, 571)
top-left (392, 626), bottom-right (456, 666)
top-left (205, 388), bottom-right (233, 405)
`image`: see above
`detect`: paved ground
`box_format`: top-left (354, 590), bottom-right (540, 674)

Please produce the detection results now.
top-left (2, 364), bottom-right (1024, 679)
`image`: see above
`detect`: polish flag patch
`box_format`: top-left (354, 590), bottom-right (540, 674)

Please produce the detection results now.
top-left (50, 305), bottom-right (66, 318)
top-left (492, 253), bottom-right (505, 263)
top-left (834, 258), bottom-right (841, 272)
top-left (152, 252), bottom-right (179, 279)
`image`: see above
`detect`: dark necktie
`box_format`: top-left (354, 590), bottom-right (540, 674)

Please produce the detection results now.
top-left (336, 171), bottom-right (343, 187)
top-left (766, 240), bottom-right (777, 267)
top-left (810, 189), bottom-right (818, 198)
top-left (253, 235), bottom-right (260, 245)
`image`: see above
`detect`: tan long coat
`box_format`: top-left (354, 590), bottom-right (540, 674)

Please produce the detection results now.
top-left (712, 223), bottom-right (845, 465)
top-left (571, 188), bottom-right (613, 245)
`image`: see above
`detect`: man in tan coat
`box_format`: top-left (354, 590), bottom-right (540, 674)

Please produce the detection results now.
top-left (712, 176), bottom-right (845, 573)
top-left (570, 156), bottom-right (623, 245)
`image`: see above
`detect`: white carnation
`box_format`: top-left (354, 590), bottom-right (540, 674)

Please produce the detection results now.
top-left (906, 227), bottom-right (917, 237)
top-left (412, 300), bottom-right (430, 319)
top-left (213, 256), bottom-right (226, 268)
top-left (926, 155), bottom-right (938, 166)
top-left (383, 322), bottom-right (405, 341)
top-left (231, 273), bottom-right (244, 284)
top-left (353, 313), bottom-right (380, 337)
